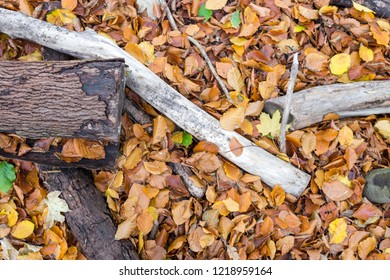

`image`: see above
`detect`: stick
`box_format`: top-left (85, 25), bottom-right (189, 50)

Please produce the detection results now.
top-left (264, 80), bottom-right (390, 130)
top-left (0, 8), bottom-right (310, 196)
top-left (278, 53), bottom-right (299, 154)
top-left (160, 0), bottom-right (233, 103)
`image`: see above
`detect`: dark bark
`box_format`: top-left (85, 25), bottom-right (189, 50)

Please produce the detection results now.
top-left (330, 0), bottom-right (390, 17)
top-left (0, 143), bottom-right (118, 169)
top-left (39, 166), bottom-right (139, 260)
top-left (0, 59), bottom-right (125, 142)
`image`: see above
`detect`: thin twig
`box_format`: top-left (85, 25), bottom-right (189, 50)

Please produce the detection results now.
top-left (160, 0), bottom-right (233, 103)
top-left (279, 52), bottom-right (299, 154)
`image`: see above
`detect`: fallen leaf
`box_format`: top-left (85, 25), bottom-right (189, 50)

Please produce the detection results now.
top-left (374, 120), bottom-right (390, 140)
top-left (223, 162), bottom-right (242, 181)
top-left (137, 210), bottom-right (154, 234)
top-left (152, 116), bottom-right (167, 144)
top-left (11, 220), bottom-right (34, 239)
top-left (370, 22), bottom-right (389, 46)
top-left (353, 203), bottom-right (382, 221)
top-left (229, 137), bottom-right (244, 156)
top-left (43, 191), bottom-right (70, 229)
top-left (329, 53), bottom-right (351, 76)
top-left (256, 110), bottom-right (282, 139)
top-left (301, 132), bottom-right (316, 156)
top-left (143, 240), bottom-right (166, 260)
top-left (219, 107), bottom-right (245, 131)
top-left (276, 236), bottom-right (294, 255)
top-left (167, 236), bottom-right (187, 253)
top-left (222, 197), bottom-right (239, 212)
top-left (359, 45), bottom-right (374, 62)
top-left (46, 9), bottom-right (76, 26)
top-left (358, 237), bottom-right (376, 260)
top-left (193, 141), bottom-right (219, 154)
top-left (205, 0), bottom-right (228, 10)
top-left (0, 161), bottom-right (16, 193)
top-left (338, 125), bottom-right (354, 147)
top-left (171, 200), bottom-right (193, 225)
top-left (271, 185), bottom-right (285, 207)
top-left (323, 180), bottom-right (354, 201)
top-left (0, 238), bottom-right (19, 260)
top-left (61, 0), bottom-right (78, 11)
top-left (123, 147), bottom-right (142, 170)
top-left (328, 218), bottom-right (347, 244)
top-left (227, 68), bottom-right (244, 92)
top-left (19, 0), bottom-right (33, 16)
top-left (352, 1), bottom-right (375, 13)
top-left (143, 161), bottom-right (168, 175)
top-left (115, 215), bottom-right (137, 240)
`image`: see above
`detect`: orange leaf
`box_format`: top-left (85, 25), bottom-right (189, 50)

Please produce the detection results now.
top-left (227, 68), bottom-right (244, 92)
top-left (352, 203), bottom-right (382, 221)
top-left (171, 200), bottom-right (193, 225)
top-left (123, 147), bottom-right (142, 170)
top-left (61, 0), bottom-right (78, 11)
top-left (358, 237), bottom-right (376, 260)
top-left (219, 107), bottom-right (245, 131)
top-left (370, 22), bottom-right (389, 46)
top-left (223, 162), bottom-right (242, 181)
top-left (193, 141), bottom-right (219, 154)
top-left (19, 0), bottom-right (33, 16)
top-left (323, 180), bottom-right (353, 201)
top-left (136, 210), bottom-right (154, 234)
top-left (152, 115), bottom-right (167, 144)
top-left (143, 161), bottom-right (168, 175)
top-left (229, 137), bottom-right (244, 156)
top-left (338, 125), bottom-right (354, 147)
top-left (271, 185), bottom-right (285, 207)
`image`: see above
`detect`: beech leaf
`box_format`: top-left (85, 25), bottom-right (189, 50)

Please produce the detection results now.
top-left (43, 191), bottom-right (70, 229)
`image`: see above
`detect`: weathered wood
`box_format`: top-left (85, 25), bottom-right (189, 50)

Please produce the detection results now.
top-left (0, 8), bottom-right (311, 196)
top-left (39, 166), bottom-right (139, 260)
top-left (264, 81), bottom-right (390, 130)
top-left (0, 59), bottom-right (125, 142)
top-left (0, 142), bottom-right (118, 169)
top-left (330, 0), bottom-right (390, 17)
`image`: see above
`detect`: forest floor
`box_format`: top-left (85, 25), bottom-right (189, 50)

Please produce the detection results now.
top-left (0, 0), bottom-right (389, 260)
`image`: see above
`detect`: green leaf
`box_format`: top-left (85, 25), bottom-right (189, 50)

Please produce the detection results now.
top-left (231, 11), bottom-right (241, 29)
top-left (181, 131), bottom-right (193, 147)
top-left (172, 131), bottom-right (193, 147)
top-left (0, 161), bottom-right (16, 193)
top-left (198, 4), bottom-right (213, 21)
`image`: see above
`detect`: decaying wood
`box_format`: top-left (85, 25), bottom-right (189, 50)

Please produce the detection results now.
top-left (330, 0), bottom-right (390, 17)
top-left (0, 59), bottom-right (125, 142)
top-left (0, 143), bottom-right (118, 169)
top-left (39, 166), bottom-right (139, 260)
top-left (264, 81), bottom-right (390, 130)
top-left (0, 8), bottom-right (311, 196)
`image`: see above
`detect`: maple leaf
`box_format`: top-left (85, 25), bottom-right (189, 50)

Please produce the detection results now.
top-left (43, 191), bottom-right (70, 229)
top-left (256, 110), bottom-right (284, 139)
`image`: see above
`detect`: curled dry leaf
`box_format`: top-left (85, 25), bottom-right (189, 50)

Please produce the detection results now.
top-left (276, 236), bottom-right (294, 256)
top-left (171, 200), bottom-right (193, 226)
top-left (143, 161), bottom-right (168, 175)
top-left (358, 237), bottom-right (376, 260)
top-left (229, 137), bottom-right (244, 156)
top-left (220, 107), bottom-right (246, 131)
top-left (271, 185), bottom-right (285, 207)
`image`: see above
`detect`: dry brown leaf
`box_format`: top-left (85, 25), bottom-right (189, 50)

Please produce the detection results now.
top-left (115, 215), bottom-right (137, 240)
top-left (143, 161), bottom-right (168, 175)
top-left (223, 162), bottom-right (242, 181)
top-left (276, 236), bottom-right (294, 256)
top-left (218, 216), bottom-right (234, 240)
top-left (143, 240), bottom-right (167, 260)
top-left (271, 185), bottom-right (285, 207)
top-left (167, 236), bottom-right (187, 253)
top-left (358, 237), bottom-right (376, 260)
top-left (123, 147), bottom-right (142, 170)
top-left (193, 141), bottom-right (219, 154)
top-left (136, 210), bottom-right (154, 234)
top-left (152, 115), bottom-right (167, 144)
top-left (171, 200), bottom-right (193, 225)
top-left (19, 0), bottom-right (33, 16)
top-left (301, 132), bottom-right (316, 156)
top-left (338, 126), bottom-right (354, 147)
top-left (227, 68), bottom-right (244, 92)
top-left (61, 0), bottom-right (78, 11)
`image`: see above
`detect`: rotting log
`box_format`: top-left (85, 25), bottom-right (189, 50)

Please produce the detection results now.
top-left (264, 81), bottom-right (390, 130)
top-left (0, 59), bottom-right (125, 142)
top-left (39, 166), bottom-right (139, 260)
top-left (0, 142), bottom-right (119, 169)
top-left (0, 8), bottom-right (311, 196)
top-left (330, 0), bottom-right (390, 18)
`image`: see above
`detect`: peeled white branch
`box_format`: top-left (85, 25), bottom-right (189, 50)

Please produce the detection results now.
top-left (264, 81), bottom-right (390, 130)
top-left (0, 8), bottom-right (311, 196)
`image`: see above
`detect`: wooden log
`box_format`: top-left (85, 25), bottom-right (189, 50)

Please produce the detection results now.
top-left (39, 166), bottom-right (139, 260)
top-left (0, 59), bottom-right (125, 142)
top-left (264, 81), bottom-right (390, 130)
top-left (330, 0), bottom-right (390, 17)
top-left (0, 8), bottom-right (311, 196)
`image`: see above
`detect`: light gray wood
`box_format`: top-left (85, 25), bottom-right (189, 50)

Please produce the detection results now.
top-left (0, 8), bottom-right (311, 196)
top-left (264, 81), bottom-right (390, 130)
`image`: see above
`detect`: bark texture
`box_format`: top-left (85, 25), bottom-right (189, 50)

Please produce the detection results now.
top-left (330, 0), bottom-right (390, 17)
top-left (0, 59), bottom-right (125, 142)
top-left (39, 166), bottom-right (139, 260)
top-left (0, 8), bottom-right (310, 196)
top-left (264, 81), bottom-right (390, 130)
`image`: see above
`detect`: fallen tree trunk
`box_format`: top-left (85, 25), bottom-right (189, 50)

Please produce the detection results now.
top-left (264, 81), bottom-right (390, 130)
top-left (0, 8), bottom-right (311, 196)
top-left (39, 166), bottom-right (139, 260)
top-left (0, 59), bottom-right (125, 142)
top-left (330, 0), bottom-right (390, 17)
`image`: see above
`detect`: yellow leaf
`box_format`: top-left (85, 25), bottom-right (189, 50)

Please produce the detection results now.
top-left (227, 68), bottom-right (244, 92)
top-left (352, 1), bottom-right (375, 13)
top-left (374, 120), bottom-right (390, 140)
top-left (271, 185), bottom-right (285, 207)
top-left (222, 197), bottom-right (239, 212)
top-left (329, 53), bottom-right (351, 76)
top-left (230, 37), bottom-right (247, 46)
top-left (61, 0), bottom-right (78, 11)
top-left (143, 161), bottom-right (168, 175)
top-left (115, 216), bottom-right (137, 240)
top-left (328, 218), bottom-right (347, 244)
top-left (212, 201), bottom-right (230, 216)
top-left (11, 220), bottom-right (34, 239)
top-left (223, 162), bottom-right (242, 181)
top-left (167, 236), bottom-right (186, 253)
top-left (18, 50), bottom-right (43, 62)
top-left (125, 43), bottom-right (146, 64)
top-left (293, 25), bottom-right (306, 33)
top-left (219, 107), bottom-right (245, 131)
top-left (138, 41), bottom-right (155, 65)
top-left (105, 188), bottom-right (119, 199)
top-left (46, 9), bottom-right (76, 26)
top-left (199, 234), bottom-right (215, 248)
top-left (7, 209), bottom-right (18, 227)
top-left (205, 0), bottom-right (228, 10)
top-left (256, 110), bottom-right (282, 139)
top-left (338, 125), bottom-right (354, 147)
top-left (359, 45), bottom-right (374, 62)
